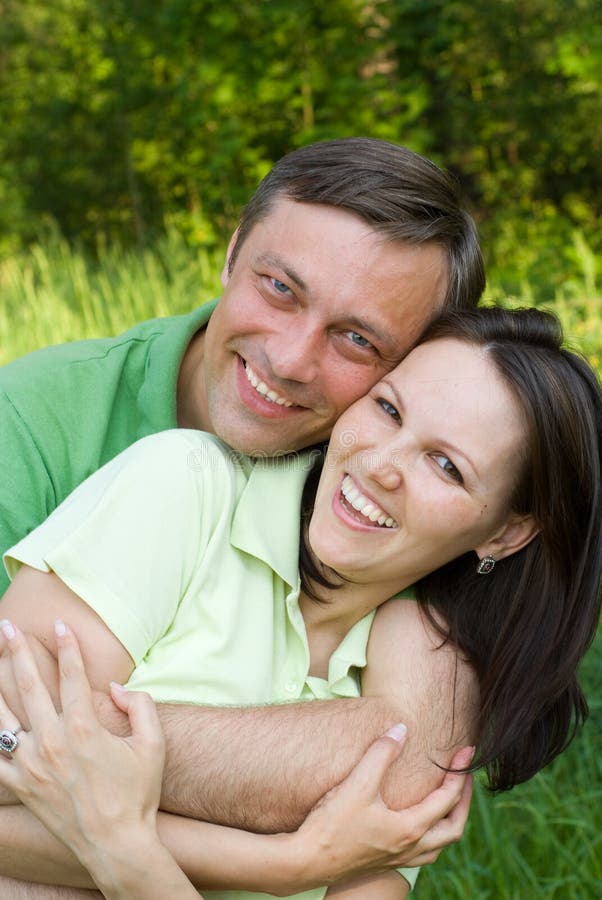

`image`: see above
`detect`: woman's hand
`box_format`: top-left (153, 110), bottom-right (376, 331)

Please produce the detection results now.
top-left (0, 619), bottom-right (199, 899)
top-left (294, 724), bottom-right (474, 887)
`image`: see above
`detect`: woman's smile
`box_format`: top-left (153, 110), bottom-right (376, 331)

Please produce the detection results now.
top-left (336, 474), bottom-right (399, 530)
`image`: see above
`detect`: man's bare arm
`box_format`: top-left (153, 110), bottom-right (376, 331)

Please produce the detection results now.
top-left (98, 598), bottom-right (477, 832)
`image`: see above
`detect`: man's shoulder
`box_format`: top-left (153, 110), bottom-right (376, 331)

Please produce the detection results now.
top-left (0, 305), bottom-right (214, 392)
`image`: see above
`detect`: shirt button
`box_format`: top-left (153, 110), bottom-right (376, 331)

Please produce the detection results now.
top-left (284, 681), bottom-right (298, 693)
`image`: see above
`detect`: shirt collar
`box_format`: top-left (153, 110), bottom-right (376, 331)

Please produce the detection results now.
top-left (230, 451), bottom-right (316, 589)
top-left (137, 300), bottom-right (218, 434)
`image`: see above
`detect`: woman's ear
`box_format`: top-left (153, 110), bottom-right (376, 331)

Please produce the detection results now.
top-left (221, 228), bottom-right (240, 287)
top-left (475, 513), bottom-right (540, 563)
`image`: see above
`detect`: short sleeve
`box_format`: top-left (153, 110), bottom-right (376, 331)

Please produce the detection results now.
top-left (0, 390), bottom-right (57, 597)
top-left (5, 430), bottom-right (237, 664)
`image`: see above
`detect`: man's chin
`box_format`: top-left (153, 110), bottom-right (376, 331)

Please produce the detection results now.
top-left (215, 421), bottom-right (321, 457)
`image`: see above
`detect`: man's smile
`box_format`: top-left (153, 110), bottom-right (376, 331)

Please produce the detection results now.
top-left (243, 360), bottom-right (296, 407)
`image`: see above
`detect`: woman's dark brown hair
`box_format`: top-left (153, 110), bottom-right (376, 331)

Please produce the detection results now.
top-left (416, 306), bottom-right (602, 791)
top-left (300, 305), bottom-right (602, 792)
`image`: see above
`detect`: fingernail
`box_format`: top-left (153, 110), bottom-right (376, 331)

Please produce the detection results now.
top-left (458, 745), bottom-right (476, 766)
top-left (385, 723), bottom-right (407, 742)
top-left (54, 620), bottom-right (67, 637)
top-left (110, 681), bottom-right (127, 693)
top-left (0, 620), bottom-right (16, 640)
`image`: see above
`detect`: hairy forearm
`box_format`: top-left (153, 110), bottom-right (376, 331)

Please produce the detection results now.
top-left (156, 697), bottom-right (399, 831)
top-left (96, 689), bottom-right (439, 834)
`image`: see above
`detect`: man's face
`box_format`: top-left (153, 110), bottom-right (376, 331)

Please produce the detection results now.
top-left (183, 198), bottom-right (448, 455)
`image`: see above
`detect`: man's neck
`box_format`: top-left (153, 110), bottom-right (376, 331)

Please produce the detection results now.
top-left (176, 327), bottom-right (210, 430)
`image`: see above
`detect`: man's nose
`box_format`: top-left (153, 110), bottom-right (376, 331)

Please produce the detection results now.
top-left (267, 322), bottom-right (323, 384)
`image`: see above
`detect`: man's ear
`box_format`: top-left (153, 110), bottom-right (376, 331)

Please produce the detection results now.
top-left (221, 228), bottom-right (240, 287)
top-left (475, 513), bottom-right (540, 563)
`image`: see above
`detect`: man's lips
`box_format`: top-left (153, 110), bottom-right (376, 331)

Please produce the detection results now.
top-left (243, 361), bottom-right (296, 406)
top-left (236, 356), bottom-right (305, 418)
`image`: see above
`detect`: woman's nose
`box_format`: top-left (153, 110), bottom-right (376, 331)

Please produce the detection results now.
top-left (363, 449), bottom-right (405, 492)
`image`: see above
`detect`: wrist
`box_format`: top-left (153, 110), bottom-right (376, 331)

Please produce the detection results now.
top-left (273, 829), bottom-right (329, 894)
top-left (80, 825), bottom-right (174, 898)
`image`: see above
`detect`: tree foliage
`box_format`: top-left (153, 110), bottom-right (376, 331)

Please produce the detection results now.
top-left (1, 0), bottom-right (601, 291)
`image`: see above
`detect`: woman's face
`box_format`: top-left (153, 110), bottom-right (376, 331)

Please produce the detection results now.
top-left (309, 337), bottom-right (530, 595)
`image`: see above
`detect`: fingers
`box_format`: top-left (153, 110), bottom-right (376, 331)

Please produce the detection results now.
top-left (397, 773), bottom-right (473, 866)
top-left (110, 683), bottom-right (164, 755)
top-left (53, 621), bottom-right (95, 719)
top-left (448, 744), bottom-right (475, 772)
top-left (0, 686), bottom-right (20, 731)
top-left (394, 748), bottom-right (475, 859)
top-left (0, 620), bottom-right (57, 729)
top-left (340, 723), bottom-right (408, 798)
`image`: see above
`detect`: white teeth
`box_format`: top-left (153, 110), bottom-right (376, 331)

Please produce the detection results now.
top-left (244, 363), bottom-right (294, 407)
top-left (340, 475), bottom-right (398, 528)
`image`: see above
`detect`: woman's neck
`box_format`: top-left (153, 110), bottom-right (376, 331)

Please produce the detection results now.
top-left (298, 580), bottom-right (398, 678)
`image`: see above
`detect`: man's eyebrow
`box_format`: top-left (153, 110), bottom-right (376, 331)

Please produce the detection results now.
top-left (256, 254), bottom-right (400, 351)
top-left (255, 254), bottom-right (308, 291)
top-left (344, 316), bottom-right (392, 346)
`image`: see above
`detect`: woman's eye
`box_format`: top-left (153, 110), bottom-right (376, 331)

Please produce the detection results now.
top-left (432, 453), bottom-right (463, 484)
top-left (377, 398), bottom-right (401, 422)
top-left (271, 278), bottom-right (292, 295)
top-left (346, 331), bottom-right (373, 349)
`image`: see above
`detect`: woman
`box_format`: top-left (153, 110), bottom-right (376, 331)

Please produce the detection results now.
top-left (0, 306), bottom-right (600, 898)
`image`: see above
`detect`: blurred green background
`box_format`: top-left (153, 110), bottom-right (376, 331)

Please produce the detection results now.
top-left (0, 1), bottom-right (600, 896)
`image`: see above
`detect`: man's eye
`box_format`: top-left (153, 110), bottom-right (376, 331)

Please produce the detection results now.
top-left (346, 331), bottom-right (373, 349)
top-left (271, 278), bottom-right (291, 295)
top-left (377, 398), bottom-right (401, 422)
top-left (432, 453), bottom-right (463, 484)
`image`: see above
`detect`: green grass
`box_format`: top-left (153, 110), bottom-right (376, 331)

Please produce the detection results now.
top-left (418, 630), bottom-right (602, 898)
top-left (1, 233), bottom-right (601, 898)
top-left (0, 229), bottom-right (224, 365)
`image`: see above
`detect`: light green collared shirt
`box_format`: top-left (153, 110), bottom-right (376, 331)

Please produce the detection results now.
top-left (5, 429), bottom-right (417, 897)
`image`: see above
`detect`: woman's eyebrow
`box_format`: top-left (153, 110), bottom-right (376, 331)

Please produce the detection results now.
top-left (436, 439), bottom-right (480, 481)
top-left (379, 378), bottom-right (406, 412)
top-left (380, 376), bottom-right (481, 480)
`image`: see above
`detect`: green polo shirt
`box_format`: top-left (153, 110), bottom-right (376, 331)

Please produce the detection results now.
top-left (0, 301), bottom-right (217, 596)
top-left (5, 429), bottom-right (417, 897)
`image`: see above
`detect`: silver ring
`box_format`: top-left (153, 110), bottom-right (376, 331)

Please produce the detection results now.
top-left (0, 727), bottom-right (22, 754)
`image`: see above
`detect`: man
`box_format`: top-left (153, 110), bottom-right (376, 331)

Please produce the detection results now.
top-left (0, 138), bottom-right (485, 895)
